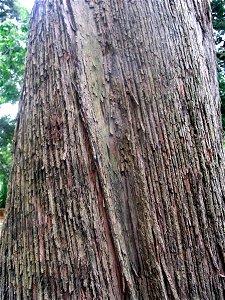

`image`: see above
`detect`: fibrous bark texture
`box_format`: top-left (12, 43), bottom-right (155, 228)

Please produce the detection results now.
top-left (0, 0), bottom-right (225, 299)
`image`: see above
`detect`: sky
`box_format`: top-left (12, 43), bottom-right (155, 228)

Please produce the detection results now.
top-left (0, 0), bottom-right (35, 118)
top-left (19, 0), bottom-right (35, 10)
top-left (0, 103), bottom-right (19, 119)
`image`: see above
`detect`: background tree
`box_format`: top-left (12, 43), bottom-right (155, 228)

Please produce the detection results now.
top-left (0, 0), bottom-right (225, 299)
top-left (0, 117), bottom-right (15, 208)
top-left (0, 0), bottom-right (19, 22)
top-left (212, 0), bottom-right (225, 128)
top-left (0, 3), bottom-right (29, 207)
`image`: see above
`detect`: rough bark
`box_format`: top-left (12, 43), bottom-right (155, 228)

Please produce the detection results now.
top-left (0, 0), bottom-right (225, 299)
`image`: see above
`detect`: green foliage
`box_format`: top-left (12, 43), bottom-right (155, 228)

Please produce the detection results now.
top-left (211, 0), bottom-right (225, 129)
top-left (0, 117), bottom-right (15, 207)
top-left (212, 0), bottom-right (225, 31)
top-left (0, 3), bottom-right (29, 207)
top-left (0, 6), bottom-right (29, 104)
top-left (218, 66), bottom-right (225, 128)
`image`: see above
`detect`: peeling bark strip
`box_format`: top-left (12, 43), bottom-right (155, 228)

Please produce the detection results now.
top-left (0, 0), bottom-right (225, 299)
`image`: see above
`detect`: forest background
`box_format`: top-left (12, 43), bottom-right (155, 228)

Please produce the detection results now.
top-left (0, 0), bottom-right (225, 208)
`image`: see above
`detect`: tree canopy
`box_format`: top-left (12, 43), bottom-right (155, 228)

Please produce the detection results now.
top-left (0, 5), bottom-right (29, 104)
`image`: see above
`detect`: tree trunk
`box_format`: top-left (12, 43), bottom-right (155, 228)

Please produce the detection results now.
top-left (0, 0), bottom-right (225, 299)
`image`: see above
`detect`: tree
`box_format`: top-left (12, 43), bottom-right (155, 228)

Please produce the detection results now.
top-left (0, 0), bottom-right (225, 298)
top-left (0, 4), bottom-right (29, 208)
